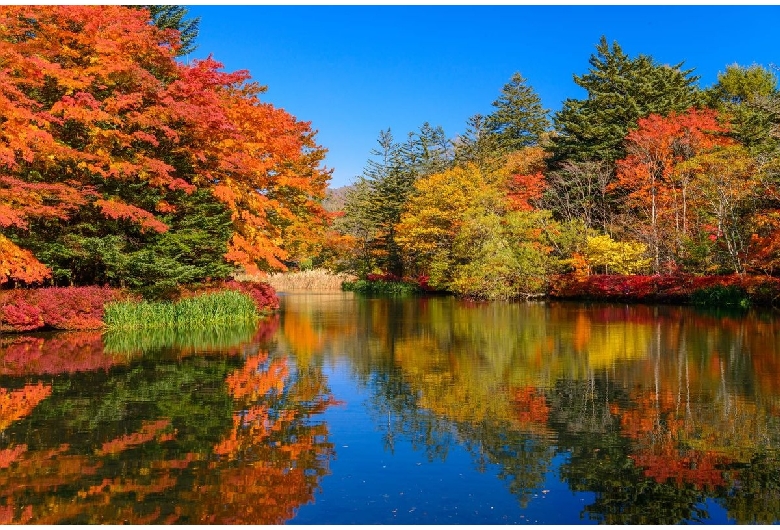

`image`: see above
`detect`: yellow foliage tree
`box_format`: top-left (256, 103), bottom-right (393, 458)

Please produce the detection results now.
top-left (586, 234), bottom-right (650, 275)
top-left (395, 163), bottom-right (503, 285)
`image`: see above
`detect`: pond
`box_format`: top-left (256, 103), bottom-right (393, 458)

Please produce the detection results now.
top-left (1, 292), bottom-right (779, 524)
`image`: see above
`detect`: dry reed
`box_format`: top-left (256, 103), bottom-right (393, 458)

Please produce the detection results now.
top-left (243, 269), bottom-right (356, 292)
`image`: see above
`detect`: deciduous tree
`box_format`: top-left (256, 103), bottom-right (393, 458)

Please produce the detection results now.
top-left (0, 5), bottom-right (331, 287)
top-left (613, 109), bottom-right (731, 273)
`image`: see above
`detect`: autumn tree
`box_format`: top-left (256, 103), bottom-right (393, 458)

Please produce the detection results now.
top-left (585, 234), bottom-right (650, 275)
top-left (680, 145), bottom-right (762, 273)
top-left (395, 163), bottom-right (502, 286)
top-left (612, 109), bottom-right (731, 273)
top-left (503, 146), bottom-right (549, 212)
top-left (542, 159), bottom-right (614, 235)
top-left (0, 5), bottom-right (330, 289)
top-left (396, 162), bottom-right (565, 299)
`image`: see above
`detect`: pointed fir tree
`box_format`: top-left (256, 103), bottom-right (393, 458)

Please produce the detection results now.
top-left (485, 72), bottom-right (550, 152)
top-left (551, 36), bottom-right (701, 165)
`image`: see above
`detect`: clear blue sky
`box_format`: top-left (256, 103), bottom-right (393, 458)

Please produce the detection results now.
top-left (185, 5), bottom-right (779, 189)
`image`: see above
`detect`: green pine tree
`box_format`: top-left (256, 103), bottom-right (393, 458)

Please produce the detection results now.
top-left (144, 5), bottom-right (200, 56)
top-left (485, 72), bottom-right (550, 152)
top-left (551, 36), bottom-right (701, 165)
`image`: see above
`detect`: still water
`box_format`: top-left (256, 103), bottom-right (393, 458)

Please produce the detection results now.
top-left (1, 293), bottom-right (780, 524)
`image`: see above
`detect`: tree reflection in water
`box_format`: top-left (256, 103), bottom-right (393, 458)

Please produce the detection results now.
top-left (1, 296), bottom-right (780, 524)
top-left (277, 295), bottom-right (780, 524)
top-left (0, 316), bottom-right (336, 524)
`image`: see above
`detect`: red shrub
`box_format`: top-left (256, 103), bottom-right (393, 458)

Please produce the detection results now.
top-left (36, 286), bottom-right (123, 330)
top-left (224, 280), bottom-right (280, 313)
top-left (0, 286), bottom-right (124, 332)
top-left (414, 275), bottom-right (434, 292)
top-left (0, 299), bottom-right (43, 331)
top-left (549, 273), bottom-right (780, 306)
top-left (177, 280), bottom-right (280, 314)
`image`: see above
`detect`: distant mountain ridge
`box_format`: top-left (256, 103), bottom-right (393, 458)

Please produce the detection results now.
top-left (323, 184), bottom-right (353, 212)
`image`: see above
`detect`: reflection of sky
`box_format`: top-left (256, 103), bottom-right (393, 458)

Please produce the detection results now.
top-left (292, 360), bottom-right (596, 525)
top-left (275, 295), bottom-right (779, 524)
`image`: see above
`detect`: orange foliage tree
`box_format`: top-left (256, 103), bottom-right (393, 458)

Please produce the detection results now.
top-left (0, 5), bottom-right (330, 285)
top-left (503, 146), bottom-right (549, 212)
top-left (613, 109), bottom-right (732, 273)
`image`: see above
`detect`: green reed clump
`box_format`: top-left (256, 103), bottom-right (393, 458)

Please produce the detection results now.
top-left (104, 290), bottom-right (259, 330)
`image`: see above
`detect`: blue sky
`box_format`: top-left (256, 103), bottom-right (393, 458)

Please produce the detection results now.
top-left (185, 5), bottom-right (779, 188)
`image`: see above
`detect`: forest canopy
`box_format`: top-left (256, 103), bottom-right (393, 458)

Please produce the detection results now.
top-left (333, 40), bottom-right (780, 299)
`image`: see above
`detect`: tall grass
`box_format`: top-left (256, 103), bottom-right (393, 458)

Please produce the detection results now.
top-left (251, 268), bottom-right (357, 292)
top-left (104, 290), bottom-right (259, 330)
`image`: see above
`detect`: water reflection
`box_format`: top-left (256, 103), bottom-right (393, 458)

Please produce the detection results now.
top-left (278, 295), bottom-right (780, 524)
top-left (0, 316), bottom-right (335, 524)
top-left (0, 294), bottom-right (779, 524)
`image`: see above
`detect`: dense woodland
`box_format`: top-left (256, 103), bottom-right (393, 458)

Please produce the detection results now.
top-left (331, 43), bottom-right (780, 299)
top-left (2, 6), bottom-right (780, 301)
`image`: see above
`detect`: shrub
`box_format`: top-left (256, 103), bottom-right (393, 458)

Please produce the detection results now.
top-left (0, 299), bottom-right (43, 331)
top-left (0, 286), bottom-right (124, 332)
top-left (549, 273), bottom-right (780, 307)
top-left (225, 280), bottom-right (279, 313)
top-left (342, 279), bottom-right (420, 295)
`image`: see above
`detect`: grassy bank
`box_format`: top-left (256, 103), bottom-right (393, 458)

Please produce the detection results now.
top-left (104, 290), bottom-right (259, 330)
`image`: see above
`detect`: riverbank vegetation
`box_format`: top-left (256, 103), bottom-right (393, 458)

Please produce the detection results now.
top-left (342, 273), bottom-right (423, 295)
top-left (328, 39), bottom-right (780, 303)
top-left (0, 281), bottom-right (278, 333)
top-left (0, 5), bottom-right (331, 328)
top-left (104, 290), bottom-right (260, 330)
